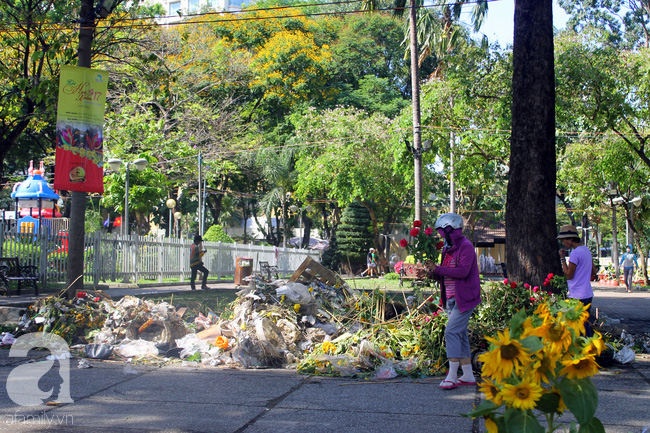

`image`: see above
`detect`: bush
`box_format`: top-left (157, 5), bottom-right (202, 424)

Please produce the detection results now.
top-left (337, 201), bottom-right (372, 264)
top-left (203, 225), bottom-right (234, 243)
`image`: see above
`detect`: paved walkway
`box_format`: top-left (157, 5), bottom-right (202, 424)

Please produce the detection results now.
top-left (0, 349), bottom-right (648, 432)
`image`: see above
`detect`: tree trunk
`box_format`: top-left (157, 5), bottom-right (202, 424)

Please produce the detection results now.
top-left (64, 0), bottom-right (95, 299)
top-left (506, 0), bottom-right (561, 285)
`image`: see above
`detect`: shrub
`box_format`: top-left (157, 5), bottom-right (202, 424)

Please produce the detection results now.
top-left (203, 225), bottom-right (234, 243)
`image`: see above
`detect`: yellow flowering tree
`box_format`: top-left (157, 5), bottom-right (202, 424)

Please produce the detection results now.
top-left (465, 298), bottom-right (605, 433)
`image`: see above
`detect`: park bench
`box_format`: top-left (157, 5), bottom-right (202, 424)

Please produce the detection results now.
top-left (0, 257), bottom-right (39, 296)
top-left (259, 261), bottom-right (279, 280)
top-left (399, 263), bottom-right (429, 287)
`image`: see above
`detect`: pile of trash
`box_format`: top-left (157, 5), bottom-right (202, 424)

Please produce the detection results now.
top-left (13, 291), bottom-right (107, 343)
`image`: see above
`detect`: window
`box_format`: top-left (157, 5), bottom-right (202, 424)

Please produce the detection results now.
top-left (169, 1), bottom-right (181, 15)
top-left (229, 0), bottom-right (243, 8)
top-left (188, 0), bottom-right (200, 11)
top-left (207, 0), bottom-right (219, 10)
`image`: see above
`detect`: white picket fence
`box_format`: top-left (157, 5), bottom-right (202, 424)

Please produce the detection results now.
top-left (0, 227), bottom-right (321, 288)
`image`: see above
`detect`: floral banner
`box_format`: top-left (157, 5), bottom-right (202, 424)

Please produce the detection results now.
top-left (53, 65), bottom-right (108, 193)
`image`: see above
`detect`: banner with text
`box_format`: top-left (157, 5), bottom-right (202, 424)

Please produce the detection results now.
top-left (53, 65), bottom-right (108, 193)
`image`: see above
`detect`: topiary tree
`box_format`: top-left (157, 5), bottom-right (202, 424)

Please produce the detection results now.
top-left (203, 224), bottom-right (234, 243)
top-left (337, 201), bottom-right (372, 272)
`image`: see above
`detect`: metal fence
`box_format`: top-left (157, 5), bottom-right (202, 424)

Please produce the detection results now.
top-left (0, 225), bottom-right (320, 288)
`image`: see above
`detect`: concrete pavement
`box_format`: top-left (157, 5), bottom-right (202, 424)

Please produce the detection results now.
top-left (0, 349), bottom-right (648, 433)
top-left (0, 281), bottom-right (649, 432)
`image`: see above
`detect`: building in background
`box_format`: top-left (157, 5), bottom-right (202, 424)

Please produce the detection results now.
top-left (151, 0), bottom-right (246, 24)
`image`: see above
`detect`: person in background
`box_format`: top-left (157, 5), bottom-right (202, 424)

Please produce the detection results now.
top-left (427, 213), bottom-right (481, 390)
top-left (190, 235), bottom-right (210, 290)
top-left (361, 248), bottom-right (378, 277)
top-left (558, 224), bottom-right (596, 337)
top-left (619, 244), bottom-right (639, 293)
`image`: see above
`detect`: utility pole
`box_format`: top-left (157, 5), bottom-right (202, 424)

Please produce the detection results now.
top-left (198, 152), bottom-right (202, 235)
top-left (409, 0), bottom-right (423, 221)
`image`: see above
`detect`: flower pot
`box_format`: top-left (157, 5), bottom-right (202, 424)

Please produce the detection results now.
top-left (611, 280), bottom-right (619, 286)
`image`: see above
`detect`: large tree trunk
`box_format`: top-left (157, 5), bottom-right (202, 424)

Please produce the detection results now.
top-left (65, 0), bottom-right (95, 299)
top-left (506, 0), bottom-right (562, 285)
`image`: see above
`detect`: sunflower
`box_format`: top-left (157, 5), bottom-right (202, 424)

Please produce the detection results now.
top-left (479, 378), bottom-right (504, 405)
top-left (560, 354), bottom-right (599, 379)
top-left (582, 332), bottom-right (605, 357)
top-left (530, 347), bottom-right (562, 384)
top-left (543, 319), bottom-right (573, 353)
top-left (534, 302), bottom-right (552, 321)
top-left (481, 329), bottom-right (532, 382)
top-left (484, 416), bottom-right (498, 433)
top-left (501, 378), bottom-right (544, 410)
top-left (559, 302), bottom-right (590, 335)
top-left (521, 316), bottom-right (550, 339)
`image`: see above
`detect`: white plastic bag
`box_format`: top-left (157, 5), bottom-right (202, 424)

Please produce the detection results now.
top-left (115, 339), bottom-right (159, 358)
top-left (276, 282), bottom-right (315, 305)
top-left (613, 345), bottom-right (636, 364)
top-left (175, 333), bottom-right (209, 359)
top-left (373, 361), bottom-right (398, 380)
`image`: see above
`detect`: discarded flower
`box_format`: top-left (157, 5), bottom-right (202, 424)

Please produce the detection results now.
top-left (215, 336), bottom-right (229, 349)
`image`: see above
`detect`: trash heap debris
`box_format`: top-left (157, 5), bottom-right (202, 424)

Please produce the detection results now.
top-left (14, 291), bottom-right (107, 344)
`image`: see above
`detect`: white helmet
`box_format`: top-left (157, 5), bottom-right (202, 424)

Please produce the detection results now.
top-left (434, 213), bottom-right (463, 230)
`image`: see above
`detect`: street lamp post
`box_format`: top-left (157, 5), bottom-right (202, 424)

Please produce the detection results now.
top-left (166, 198), bottom-right (176, 238)
top-left (108, 158), bottom-right (148, 235)
top-left (289, 204), bottom-right (313, 248)
top-left (174, 211), bottom-right (182, 238)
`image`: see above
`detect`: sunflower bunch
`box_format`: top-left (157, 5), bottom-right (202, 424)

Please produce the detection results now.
top-left (466, 298), bottom-right (605, 433)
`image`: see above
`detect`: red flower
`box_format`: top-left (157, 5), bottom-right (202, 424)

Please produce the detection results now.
top-left (410, 228), bottom-right (420, 236)
top-left (436, 240), bottom-right (444, 250)
top-left (413, 220), bottom-right (422, 227)
top-left (94, 297), bottom-right (101, 302)
top-left (524, 283), bottom-right (531, 289)
top-left (77, 292), bottom-right (86, 298)
top-left (400, 239), bottom-right (408, 248)
top-left (503, 278), bottom-right (508, 285)
top-left (547, 273), bottom-right (554, 280)
top-left (530, 297), bottom-right (536, 301)
top-left (510, 282), bottom-right (517, 289)
top-left (533, 287), bottom-right (539, 293)
top-left (424, 227), bottom-right (433, 236)
top-left (543, 281), bottom-right (549, 287)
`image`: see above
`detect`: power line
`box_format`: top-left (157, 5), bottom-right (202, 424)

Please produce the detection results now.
top-left (0, 0), bottom-right (502, 33)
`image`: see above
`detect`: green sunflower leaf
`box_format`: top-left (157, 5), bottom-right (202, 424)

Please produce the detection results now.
top-left (509, 309), bottom-right (528, 339)
top-left (578, 416), bottom-right (606, 433)
top-left (520, 336), bottom-right (543, 353)
top-left (504, 408), bottom-right (544, 433)
top-left (559, 377), bottom-right (598, 425)
top-left (462, 399), bottom-right (500, 418)
top-left (536, 392), bottom-right (560, 414)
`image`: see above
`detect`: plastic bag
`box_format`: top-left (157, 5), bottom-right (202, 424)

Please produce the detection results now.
top-left (276, 282), bottom-right (315, 305)
top-left (115, 339), bottom-right (159, 358)
top-left (613, 345), bottom-right (636, 364)
top-left (175, 333), bottom-right (209, 359)
top-left (85, 343), bottom-right (113, 360)
top-left (395, 358), bottom-right (418, 373)
top-left (373, 361), bottom-right (398, 380)
top-left (1, 332), bottom-right (16, 346)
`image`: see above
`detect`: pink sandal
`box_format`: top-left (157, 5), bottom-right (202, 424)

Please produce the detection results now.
top-left (440, 380), bottom-right (458, 390)
top-left (457, 379), bottom-right (477, 386)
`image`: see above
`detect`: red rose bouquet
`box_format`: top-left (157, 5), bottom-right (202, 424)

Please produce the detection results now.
top-left (399, 220), bottom-right (440, 263)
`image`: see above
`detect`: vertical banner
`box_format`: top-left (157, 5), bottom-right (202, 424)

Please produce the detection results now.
top-left (53, 65), bottom-right (108, 193)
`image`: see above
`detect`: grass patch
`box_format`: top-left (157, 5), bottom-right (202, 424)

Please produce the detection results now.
top-left (139, 289), bottom-right (238, 317)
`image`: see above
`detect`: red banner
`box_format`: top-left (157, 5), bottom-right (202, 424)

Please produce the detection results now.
top-left (53, 66), bottom-right (108, 193)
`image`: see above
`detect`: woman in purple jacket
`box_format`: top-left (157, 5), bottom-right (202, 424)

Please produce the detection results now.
top-left (428, 213), bottom-right (482, 390)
